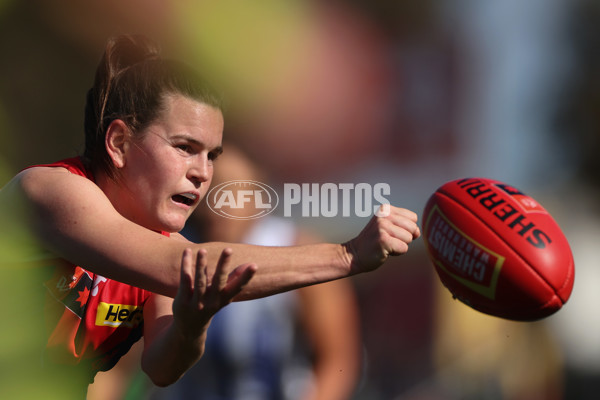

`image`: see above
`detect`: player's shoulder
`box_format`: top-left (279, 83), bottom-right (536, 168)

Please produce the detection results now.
top-left (9, 164), bottom-right (102, 212)
top-left (17, 165), bottom-right (84, 196)
top-left (1, 166), bottom-right (64, 200)
top-left (19, 164), bottom-right (72, 181)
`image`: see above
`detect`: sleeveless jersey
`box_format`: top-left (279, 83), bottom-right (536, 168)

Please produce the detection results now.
top-left (26, 157), bottom-right (166, 382)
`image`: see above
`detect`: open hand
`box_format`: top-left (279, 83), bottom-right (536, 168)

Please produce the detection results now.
top-left (172, 248), bottom-right (257, 338)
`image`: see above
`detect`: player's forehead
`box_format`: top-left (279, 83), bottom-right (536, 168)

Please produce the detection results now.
top-left (152, 94), bottom-right (224, 147)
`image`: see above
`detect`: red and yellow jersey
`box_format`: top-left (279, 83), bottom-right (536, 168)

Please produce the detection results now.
top-left (43, 261), bottom-right (149, 376)
top-left (26, 157), bottom-right (166, 381)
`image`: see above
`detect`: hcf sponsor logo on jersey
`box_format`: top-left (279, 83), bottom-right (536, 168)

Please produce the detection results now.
top-left (95, 302), bottom-right (143, 328)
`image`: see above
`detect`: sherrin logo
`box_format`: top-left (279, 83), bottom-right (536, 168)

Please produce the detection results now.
top-left (95, 302), bottom-right (143, 328)
top-left (206, 180), bottom-right (279, 220)
top-left (456, 178), bottom-right (552, 248)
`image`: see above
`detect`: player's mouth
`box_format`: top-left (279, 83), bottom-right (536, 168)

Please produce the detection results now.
top-left (171, 192), bottom-right (199, 208)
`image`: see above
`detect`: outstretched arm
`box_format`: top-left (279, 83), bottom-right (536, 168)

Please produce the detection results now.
top-left (6, 166), bottom-right (420, 299)
top-left (141, 248), bottom-right (256, 386)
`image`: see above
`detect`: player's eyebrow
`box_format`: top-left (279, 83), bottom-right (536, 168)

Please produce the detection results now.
top-left (211, 146), bottom-right (224, 157)
top-left (170, 134), bottom-right (223, 153)
top-left (169, 134), bottom-right (203, 146)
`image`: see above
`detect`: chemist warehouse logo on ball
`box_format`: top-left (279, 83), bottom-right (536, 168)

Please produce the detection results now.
top-left (206, 181), bottom-right (391, 220)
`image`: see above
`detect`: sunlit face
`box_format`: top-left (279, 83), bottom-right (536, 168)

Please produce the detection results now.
top-left (116, 94), bottom-right (223, 233)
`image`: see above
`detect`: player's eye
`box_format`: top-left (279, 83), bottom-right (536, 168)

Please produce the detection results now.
top-left (208, 151), bottom-right (221, 161)
top-left (176, 144), bottom-right (193, 154)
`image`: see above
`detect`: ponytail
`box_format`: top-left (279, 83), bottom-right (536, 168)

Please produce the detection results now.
top-left (83, 35), bottom-right (222, 179)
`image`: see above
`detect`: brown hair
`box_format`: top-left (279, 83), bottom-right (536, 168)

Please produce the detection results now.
top-left (83, 35), bottom-right (223, 178)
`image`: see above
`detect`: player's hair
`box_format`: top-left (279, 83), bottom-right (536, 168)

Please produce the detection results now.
top-left (83, 35), bottom-right (223, 178)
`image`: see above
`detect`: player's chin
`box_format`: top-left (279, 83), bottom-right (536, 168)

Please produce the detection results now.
top-left (158, 214), bottom-right (188, 234)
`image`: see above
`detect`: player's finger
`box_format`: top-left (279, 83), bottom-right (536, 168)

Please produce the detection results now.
top-left (375, 203), bottom-right (391, 217)
top-left (381, 230), bottom-right (410, 256)
top-left (386, 213), bottom-right (421, 239)
top-left (212, 248), bottom-right (233, 295)
top-left (388, 206), bottom-right (419, 223)
top-left (222, 263), bottom-right (258, 302)
top-left (178, 248), bottom-right (194, 301)
top-left (384, 221), bottom-right (416, 245)
top-left (193, 249), bottom-right (208, 302)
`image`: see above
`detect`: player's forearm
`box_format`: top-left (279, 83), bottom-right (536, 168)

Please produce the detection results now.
top-left (306, 372), bottom-right (358, 400)
top-left (198, 241), bottom-right (353, 301)
top-left (46, 227), bottom-right (354, 301)
top-left (298, 282), bottom-right (362, 400)
top-left (35, 215), bottom-right (353, 300)
top-left (141, 323), bottom-right (208, 387)
top-left (307, 351), bottom-right (361, 400)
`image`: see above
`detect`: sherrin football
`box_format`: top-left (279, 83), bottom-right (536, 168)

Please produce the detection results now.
top-left (422, 178), bottom-right (574, 321)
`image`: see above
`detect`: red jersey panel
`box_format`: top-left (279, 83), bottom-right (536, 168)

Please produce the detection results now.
top-left (27, 157), bottom-right (168, 381)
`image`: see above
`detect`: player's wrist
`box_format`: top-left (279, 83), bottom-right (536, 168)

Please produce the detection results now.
top-left (339, 240), bottom-right (360, 276)
top-left (173, 314), bottom-right (211, 343)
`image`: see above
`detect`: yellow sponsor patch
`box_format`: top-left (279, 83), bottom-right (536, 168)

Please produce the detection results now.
top-left (95, 302), bottom-right (143, 328)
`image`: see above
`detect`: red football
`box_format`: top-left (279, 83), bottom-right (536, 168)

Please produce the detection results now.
top-left (422, 178), bottom-right (574, 321)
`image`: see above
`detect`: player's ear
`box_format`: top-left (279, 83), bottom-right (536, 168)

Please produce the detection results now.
top-left (105, 119), bottom-right (131, 169)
